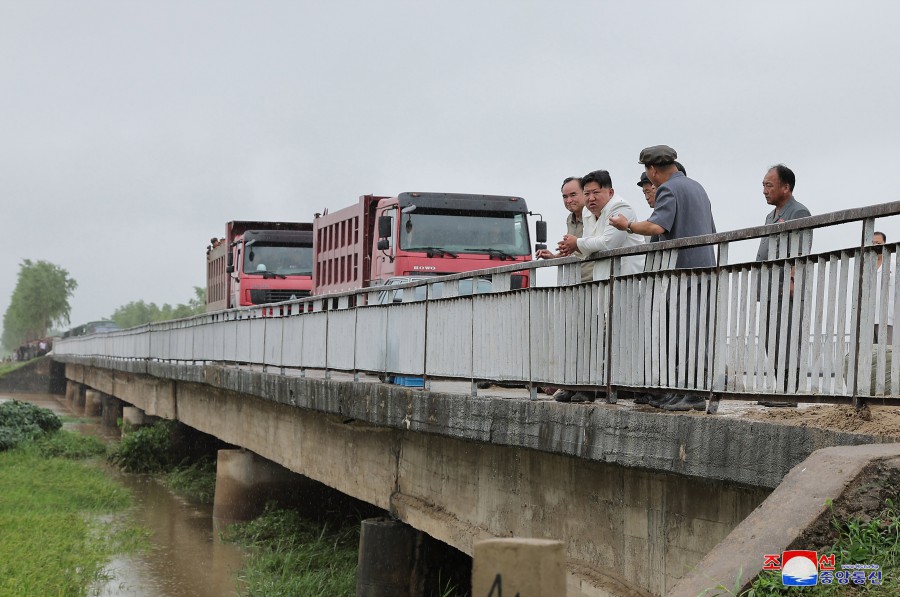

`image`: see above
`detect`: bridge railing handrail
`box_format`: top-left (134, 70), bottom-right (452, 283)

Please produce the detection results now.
top-left (55, 201), bottom-right (900, 406)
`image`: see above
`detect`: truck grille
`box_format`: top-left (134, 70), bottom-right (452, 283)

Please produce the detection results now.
top-left (250, 289), bottom-right (311, 304)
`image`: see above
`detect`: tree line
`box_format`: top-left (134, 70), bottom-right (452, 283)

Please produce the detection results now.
top-left (2, 260), bottom-right (205, 352)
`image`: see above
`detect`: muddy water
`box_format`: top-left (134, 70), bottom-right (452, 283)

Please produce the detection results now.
top-left (2, 393), bottom-right (247, 597)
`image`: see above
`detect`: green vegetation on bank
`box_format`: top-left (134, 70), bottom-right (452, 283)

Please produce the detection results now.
top-left (707, 499), bottom-right (900, 596)
top-left (0, 402), bottom-right (145, 596)
top-left (223, 506), bottom-right (360, 597)
top-left (109, 420), bottom-right (178, 473)
top-left (0, 399), bottom-right (62, 451)
top-left (166, 458), bottom-right (217, 504)
top-left (108, 419), bottom-right (218, 503)
top-left (0, 360), bottom-right (34, 378)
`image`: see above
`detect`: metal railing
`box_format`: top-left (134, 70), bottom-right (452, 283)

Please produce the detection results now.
top-left (55, 201), bottom-right (900, 410)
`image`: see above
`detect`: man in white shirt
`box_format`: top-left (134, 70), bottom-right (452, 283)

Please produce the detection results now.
top-left (557, 169), bottom-right (645, 280)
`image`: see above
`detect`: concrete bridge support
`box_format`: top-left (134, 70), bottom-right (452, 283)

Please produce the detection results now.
top-left (121, 406), bottom-right (148, 435)
top-left (71, 383), bottom-right (85, 413)
top-left (101, 394), bottom-right (124, 429)
top-left (84, 389), bottom-right (103, 417)
top-left (211, 449), bottom-right (298, 529)
top-left (356, 518), bottom-right (430, 597)
top-left (64, 380), bottom-right (77, 404)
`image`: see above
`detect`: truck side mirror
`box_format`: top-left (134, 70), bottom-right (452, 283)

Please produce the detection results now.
top-left (378, 215), bottom-right (392, 239)
top-left (226, 251), bottom-right (234, 274)
top-left (377, 239), bottom-right (390, 251)
top-left (535, 220), bottom-right (547, 243)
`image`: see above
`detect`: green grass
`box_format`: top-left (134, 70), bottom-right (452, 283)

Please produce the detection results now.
top-left (0, 359), bottom-right (34, 378)
top-left (165, 458), bottom-right (217, 504)
top-left (223, 506), bottom-right (360, 597)
top-left (35, 429), bottom-right (108, 459)
top-left (0, 435), bottom-right (145, 596)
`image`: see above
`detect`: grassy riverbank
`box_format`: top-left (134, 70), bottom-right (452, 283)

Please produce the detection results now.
top-left (0, 433), bottom-right (144, 596)
top-left (224, 506), bottom-right (360, 596)
top-left (0, 360), bottom-right (31, 377)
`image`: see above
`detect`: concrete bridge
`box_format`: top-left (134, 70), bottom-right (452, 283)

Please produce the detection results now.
top-left (53, 203), bottom-right (900, 595)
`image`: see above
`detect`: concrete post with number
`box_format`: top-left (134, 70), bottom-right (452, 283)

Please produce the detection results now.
top-left (472, 538), bottom-right (566, 597)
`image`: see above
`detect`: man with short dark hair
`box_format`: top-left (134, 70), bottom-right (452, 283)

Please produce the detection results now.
top-left (558, 170), bottom-right (645, 280)
top-left (537, 176), bottom-right (590, 402)
top-left (756, 164), bottom-right (810, 261)
top-left (536, 177), bottom-right (594, 283)
top-left (754, 164), bottom-right (811, 404)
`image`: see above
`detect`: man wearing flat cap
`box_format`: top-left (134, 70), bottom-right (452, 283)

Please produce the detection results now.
top-left (611, 145), bottom-right (717, 411)
top-left (611, 145), bottom-right (715, 269)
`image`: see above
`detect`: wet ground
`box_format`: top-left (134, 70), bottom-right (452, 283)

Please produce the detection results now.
top-left (1, 392), bottom-right (247, 597)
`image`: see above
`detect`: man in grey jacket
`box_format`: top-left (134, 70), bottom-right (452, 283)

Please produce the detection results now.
top-left (756, 164), bottom-right (811, 403)
top-left (756, 164), bottom-right (811, 261)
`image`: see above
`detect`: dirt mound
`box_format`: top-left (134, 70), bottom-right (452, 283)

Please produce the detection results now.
top-left (745, 404), bottom-right (900, 438)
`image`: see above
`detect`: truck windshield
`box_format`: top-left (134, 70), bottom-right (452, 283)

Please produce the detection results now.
top-left (243, 244), bottom-right (313, 276)
top-left (399, 211), bottom-right (530, 256)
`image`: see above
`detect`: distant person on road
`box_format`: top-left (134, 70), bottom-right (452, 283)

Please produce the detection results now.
top-left (536, 177), bottom-right (595, 286)
top-left (873, 231), bottom-right (894, 344)
top-left (610, 145), bottom-right (717, 412)
top-left (557, 169), bottom-right (645, 281)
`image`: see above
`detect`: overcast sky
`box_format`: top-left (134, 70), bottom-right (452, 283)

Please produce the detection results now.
top-left (2, 1), bottom-right (898, 334)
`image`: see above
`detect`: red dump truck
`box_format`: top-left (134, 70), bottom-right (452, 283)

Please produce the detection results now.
top-left (206, 221), bottom-right (314, 311)
top-left (312, 192), bottom-right (542, 295)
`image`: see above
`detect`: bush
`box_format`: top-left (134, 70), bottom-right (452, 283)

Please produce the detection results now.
top-left (166, 458), bottom-right (217, 504)
top-left (0, 400), bottom-right (61, 451)
top-left (108, 420), bottom-right (176, 473)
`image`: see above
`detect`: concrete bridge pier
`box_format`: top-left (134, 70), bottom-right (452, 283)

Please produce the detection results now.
top-left (100, 394), bottom-right (124, 429)
top-left (356, 518), bottom-right (429, 597)
top-left (71, 383), bottom-right (86, 413)
top-left (64, 380), bottom-right (77, 405)
top-left (121, 406), bottom-right (149, 436)
top-left (84, 389), bottom-right (103, 417)
top-left (211, 449), bottom-right (297, 530)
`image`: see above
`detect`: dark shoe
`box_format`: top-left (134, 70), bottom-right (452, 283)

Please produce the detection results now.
top-left (649, 393), bottom-right (678, 408)
top-left (554, 390), bottom-right (574, 402)
top-left (663, 395), bottom-right (706, 412)
top-left (757, 400), bottom-right (797, 408)
top-left (634, 393), bottom-right (651, 405)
